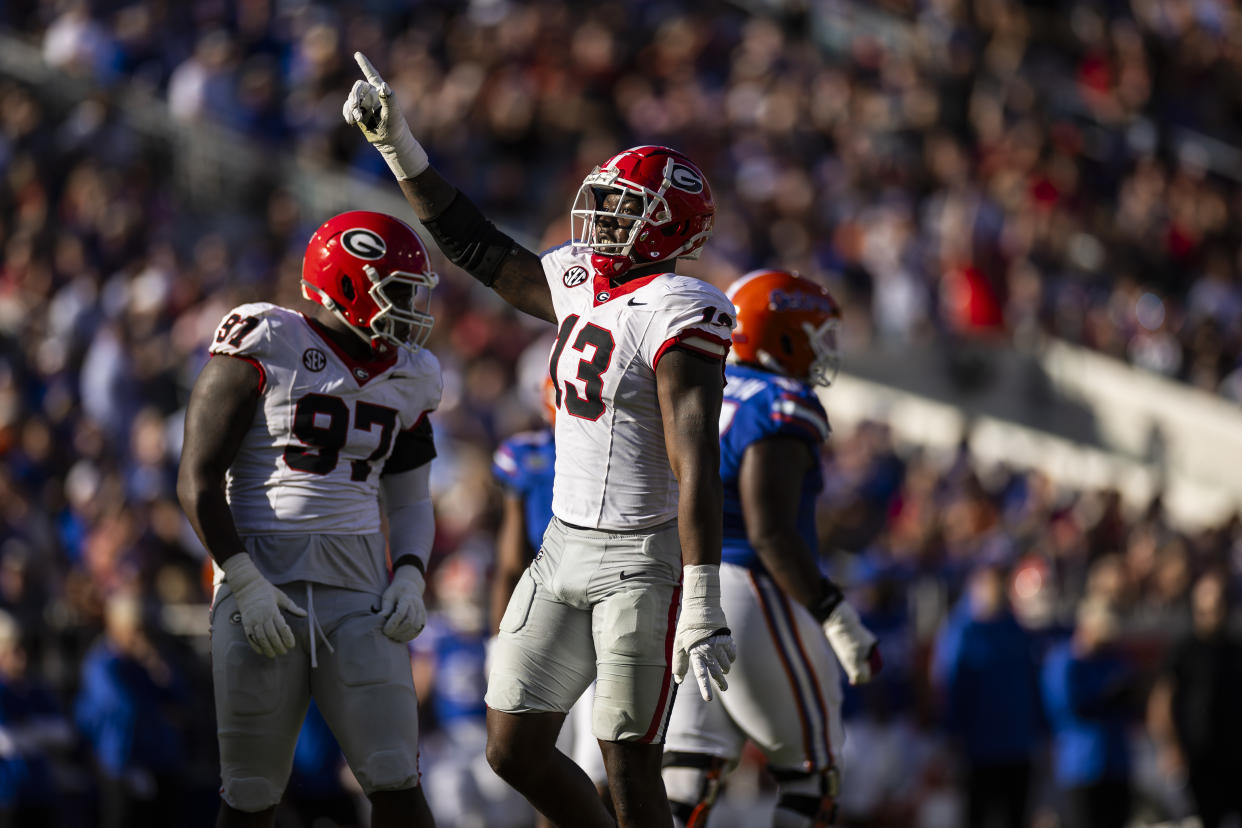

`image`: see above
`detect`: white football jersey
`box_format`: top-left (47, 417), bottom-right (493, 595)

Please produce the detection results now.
top-left (542, 244), bottom-right (735, 530)
top-left (208, 303), bottom-right (442, 537)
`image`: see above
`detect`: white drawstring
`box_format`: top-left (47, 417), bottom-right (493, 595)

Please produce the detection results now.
top-left (304, 583), bottom-right (335, 669)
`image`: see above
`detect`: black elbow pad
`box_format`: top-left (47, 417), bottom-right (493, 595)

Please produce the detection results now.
top-left (422, 191), bottom-right (516, 288)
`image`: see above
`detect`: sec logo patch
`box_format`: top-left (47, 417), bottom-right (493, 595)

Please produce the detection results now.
top-left (302, 348), bottom-right (327, 372)
top-left (563, 266), bottom-right (588, 287)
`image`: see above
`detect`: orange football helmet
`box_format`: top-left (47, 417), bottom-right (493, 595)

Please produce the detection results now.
top-left (727, 269), bottom-right (841, 386)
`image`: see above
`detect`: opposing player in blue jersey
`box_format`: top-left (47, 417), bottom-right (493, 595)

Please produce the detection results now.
top-left (489, 378), bottom-right (557, 638)
top-left (662, 270), bottom-right (882, 827)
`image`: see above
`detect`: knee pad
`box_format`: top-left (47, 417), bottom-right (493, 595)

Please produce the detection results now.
top-left (771, 766), bottom-right (839, 828)
top-left (221, 775), bottom-right (283, 812)
top-left (662, 752), bottom-right (730, 828)
top-left (355, 748), bottom-right (419, 794)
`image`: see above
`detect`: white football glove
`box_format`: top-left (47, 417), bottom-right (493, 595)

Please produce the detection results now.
top-left (343, 51), bottom-right (429, 181)
top-left (380, 564), bottom-right (428, 643)
top-left (220, 553), bottom-right (306, 658)
top-left (672, 565), bottom-right (736, 702)
top-left (823, 599), bottom-right (881, 685)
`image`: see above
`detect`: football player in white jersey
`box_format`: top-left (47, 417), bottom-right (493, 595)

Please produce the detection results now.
top-left (344, 54), bottom-right (737, 827)
top-left (177, 211), bottom-right (441, 828)
top-left (662, 271), bottom-right (882, 827)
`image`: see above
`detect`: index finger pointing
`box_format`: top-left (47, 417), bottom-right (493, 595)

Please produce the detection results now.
top-left (354, 51), bottom-right (384, 86)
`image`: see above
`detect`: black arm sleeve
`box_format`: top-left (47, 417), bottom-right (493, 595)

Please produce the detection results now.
top-left (382, 418), bottom-right (436, 476)
top-left (421, 190), bottom-right (516, 287)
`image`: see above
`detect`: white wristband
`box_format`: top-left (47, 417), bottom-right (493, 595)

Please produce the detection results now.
top-left (379, 129), bottom-right (429, 181)
top-left (220, 552), bottom-right (261, 588)
top-left (681, 564), bottom-right (722, 610)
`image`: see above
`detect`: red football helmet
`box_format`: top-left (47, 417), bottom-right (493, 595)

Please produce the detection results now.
top-left (727, 270), bottom-right (842, 386)
top-left (570, 145), bottom-right (715, 280)
top-left (301, 211), bottom-right (438, 353)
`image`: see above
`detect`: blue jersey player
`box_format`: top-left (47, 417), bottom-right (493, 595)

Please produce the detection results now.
top-left (490, 394), bottom-right (556, 634)
top-left (663, 270), bottom-right (882, 828)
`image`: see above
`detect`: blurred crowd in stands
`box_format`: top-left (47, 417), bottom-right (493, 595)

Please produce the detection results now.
top-left (8, 0), bottom-right (1242, 398)
top-left (0, 0), bottom-right (1239, 826)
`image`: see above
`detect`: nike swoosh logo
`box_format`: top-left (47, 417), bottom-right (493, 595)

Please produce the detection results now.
top-left (627, 298), bottom-right (647, 306)
top-left (619, 570), bottom-right (640, 581)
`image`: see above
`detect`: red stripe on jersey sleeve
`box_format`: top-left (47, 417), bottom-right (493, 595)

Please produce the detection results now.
top-left (652, 328), bottom-right (732, 370)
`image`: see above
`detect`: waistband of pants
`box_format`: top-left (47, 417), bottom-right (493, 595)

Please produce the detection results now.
top-left (553, 515), bottom-right (678, 537)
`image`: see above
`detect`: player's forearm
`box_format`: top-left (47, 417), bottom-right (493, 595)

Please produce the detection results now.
top-left (677, 474), bottom-right (723, 568)
top-left (398, 168), bottom-right (458, 222)
top-left (490, 566), bottom-right (523, 634)
top-left (751, 532), bottom-right (826, 610)
top-left (493, 496), bottom-right (533, 631)
top-left (176, 473), bottom-right (247, 566)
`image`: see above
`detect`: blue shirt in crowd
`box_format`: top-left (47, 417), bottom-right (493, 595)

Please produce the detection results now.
top-left (934, 600), bottom-right (1043, 764)
top-left (74, 640), bottom-right (185, 778)
top-left (1041, 640), bottom-right (1132, 787)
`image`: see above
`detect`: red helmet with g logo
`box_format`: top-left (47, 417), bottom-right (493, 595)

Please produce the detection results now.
top-left (301, 211), bottom-right (438, 353)
top-left (571, 145), bottom-right (715, 280)
top-left (727, 270), bottom-right (842, 386)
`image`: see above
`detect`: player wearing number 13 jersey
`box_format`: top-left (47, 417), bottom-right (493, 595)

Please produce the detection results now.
top-left (540, 242), bottom-right (735, 530)
top-left (178, 211), bottom-right (439, 828)
top-left (346, 51), bottom-right (737, 828)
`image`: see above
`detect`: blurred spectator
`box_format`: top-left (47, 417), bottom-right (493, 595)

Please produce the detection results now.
top-left (1149, 570), bottom-right (1242, 828)
top-left (74, 591), bottom-right (187, 828)
top-left (42, 1), bottom-right (117, 82)
top-left (11, 0), bottom-right (1242, 399)
top-left (1041, 598), bottom-right (1134, 828)
top-left (932, 565), bottom-right (1041, 828)
top-left (0, 609), bottom-right (72, 828)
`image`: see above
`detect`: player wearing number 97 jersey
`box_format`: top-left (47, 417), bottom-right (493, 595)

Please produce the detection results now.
top-left (178, 210), bottom-right (439, 828)
top-left (208, 301), bottom-right (439, 543)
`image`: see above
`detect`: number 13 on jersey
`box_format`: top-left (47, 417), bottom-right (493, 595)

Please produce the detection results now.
top-left (549, 313), bottom-right (616, 421)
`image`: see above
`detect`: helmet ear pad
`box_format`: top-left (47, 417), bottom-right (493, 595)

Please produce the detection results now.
top-left (661, 220), bottom-right (690, 238)
top-left (339, 274), bottom-right (357, 303)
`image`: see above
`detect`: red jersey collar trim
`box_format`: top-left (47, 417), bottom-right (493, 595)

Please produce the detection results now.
top-left (299, 313), bottom-right (398, 386)
top-left (592, 271), bottom-right (663, 306)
